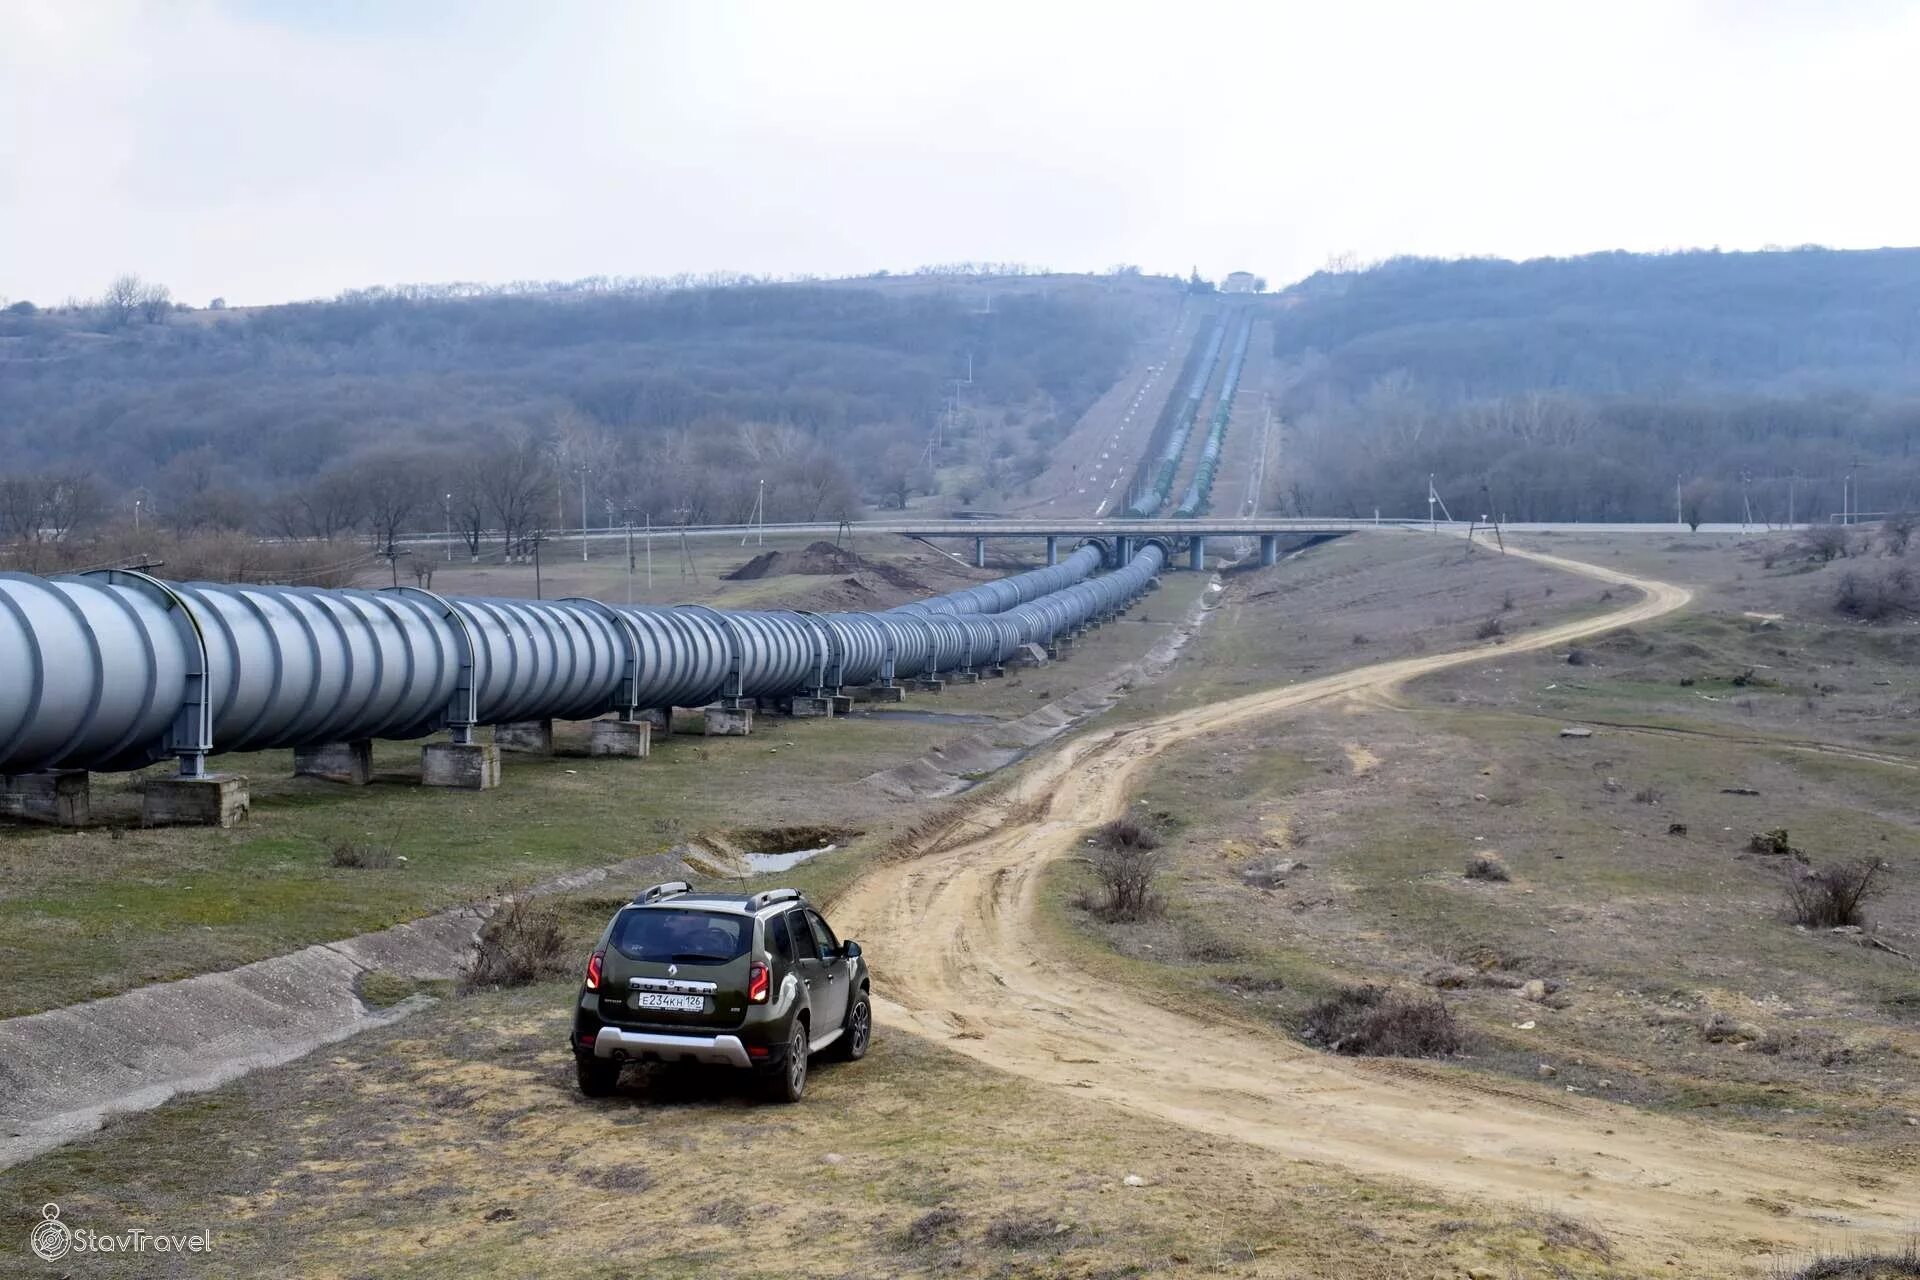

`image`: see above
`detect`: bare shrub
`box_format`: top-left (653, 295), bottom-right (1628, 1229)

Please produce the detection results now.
top-left (462, 897), bottom-right (570, 992)
top-left (1464, 851), bottom-right (1510, 882)
top-left (329, 841), bottom-right (395, 869)
top-left (1077, 819), bottom-right (1166, 921)
top-left (1836, 569), bottom-right (1911, 622)
top-left (1350, 632), bottom-right (1369, 646)
top-left (1565, 647), bottom-right (1589, 666)
top-left (1632, 786), bottom-right (1665, 805)
top-left (1785, 860), bottom-right (1887, 929)
top-left (1474, 616), bottom-right (1505, 640)
top-left (1747, 828), bottom-right (1802, 858)
top-left (1500, 589), bottom-right (1515, 611)
top-left (1301, 986), bottom-right (1463, 1057)
top-left (1096, 818), bottom-right (1161, 852)
top-left (1800, 525), bottom-right (1853, 563)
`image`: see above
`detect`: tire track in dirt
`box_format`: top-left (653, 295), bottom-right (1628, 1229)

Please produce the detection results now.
top-left (833, 544), bottom-right (1920, 1270)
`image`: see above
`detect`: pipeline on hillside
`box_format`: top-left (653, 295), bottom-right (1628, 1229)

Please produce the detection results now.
top-left (0, 544), bottom-right (1163, 778)
top-left (1123, 316), bottom-right (1226, 518)
top-left (1174, 312), bottom-right (1254, 518)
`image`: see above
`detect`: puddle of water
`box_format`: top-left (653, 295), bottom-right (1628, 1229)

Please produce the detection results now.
top-left (850, 709), bottom-right (999, 726)
top-left (745, 844), bottom-right (838, 873)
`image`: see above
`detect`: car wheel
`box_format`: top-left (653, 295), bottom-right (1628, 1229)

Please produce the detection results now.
top-left (829, 992), bottom-right (871, 1061)
top-left (764, 1020), bottom-right (808, 1103)
top-left (576, 1054), bottom-right (621, 1098)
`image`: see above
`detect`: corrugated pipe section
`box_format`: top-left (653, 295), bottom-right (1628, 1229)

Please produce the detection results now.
top-left (0, 546), bottom-right (1161, 776)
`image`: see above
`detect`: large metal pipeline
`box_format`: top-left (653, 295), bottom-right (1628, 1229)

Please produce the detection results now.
top-left (1175, 312), bottom-right (1253, 518)
top-left (889, 543), bottom-right (1101, 617)
top-left (0, 546), bottom-right (1162, 777)
top-left (1125, 318), bottom-right (1227, 518)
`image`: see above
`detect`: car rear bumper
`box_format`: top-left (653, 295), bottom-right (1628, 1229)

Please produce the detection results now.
top-left (589, 1026), bottom-right (753, 1069)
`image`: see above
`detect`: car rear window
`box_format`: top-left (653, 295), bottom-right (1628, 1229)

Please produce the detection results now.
top-left (611, 909), bottom-right (750, 965)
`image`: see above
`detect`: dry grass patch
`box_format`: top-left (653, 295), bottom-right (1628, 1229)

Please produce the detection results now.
top-left (1301, 986), bottom-right (1465, 1058)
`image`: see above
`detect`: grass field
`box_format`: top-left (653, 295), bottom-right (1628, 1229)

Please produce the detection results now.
top-left (1056, 529), bottom-right (1920, 1156)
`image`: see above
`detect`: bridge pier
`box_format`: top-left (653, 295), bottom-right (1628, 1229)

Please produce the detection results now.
top-left (1045, 535), bottom-right (1059, 566)
top-left (143, 773), bottom-right (250, 827)
top-left (1188, 537), bottom-right (1206, 571)
top-left (1115, 536), bottom-right (1134, 568)
top-left (422, 740), bottom-right (501, 790)
top-left (973, 536), bottom-right (987, 568)
top-left (1260, 534), bottom-right (1278, 567)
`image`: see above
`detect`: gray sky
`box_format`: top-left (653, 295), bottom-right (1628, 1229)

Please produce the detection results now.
top-left (5, 0), bottom-right (1917, 306)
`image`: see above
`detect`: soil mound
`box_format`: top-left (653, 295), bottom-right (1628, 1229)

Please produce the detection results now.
top-left (724, 541), bottom-right (934, 594)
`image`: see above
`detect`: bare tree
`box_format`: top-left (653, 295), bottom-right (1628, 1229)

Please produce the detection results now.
top-left (351, 449), bottom-right (435, 552)
top-left (476, 435), bottom-right (553, 556)
top-left (99, 274), bottom-right (145, 328)
top-left (138, 281), bottom-right (172, 324)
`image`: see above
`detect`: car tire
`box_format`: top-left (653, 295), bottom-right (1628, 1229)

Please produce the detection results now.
top-left (576, 1054), bottom-right (621, 1098)
top-left (763, 1019), bottom-right (809, 1104)
top-left (827, 992), bottom-right (871, 1062)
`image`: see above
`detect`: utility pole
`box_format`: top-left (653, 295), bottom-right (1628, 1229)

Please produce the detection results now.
top-left (645, 511), bottom-right (653, 591)
top-left (624, 522), bottom-right (634, 605)
top-left (740, 479), bottom-right (766, 547)
top-left (1675, 475), bottom-right (1683, 528)
top-left (444, 493), bottom-right (452, 562)
top-left (580, 466), bottom-right (590, 562)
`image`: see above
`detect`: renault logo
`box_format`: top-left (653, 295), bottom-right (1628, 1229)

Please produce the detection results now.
top-left (667, 964), bottom-right (678, 976)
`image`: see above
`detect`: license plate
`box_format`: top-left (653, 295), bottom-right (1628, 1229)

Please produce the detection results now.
top-left (631, 992), bottom-right (704, 1013)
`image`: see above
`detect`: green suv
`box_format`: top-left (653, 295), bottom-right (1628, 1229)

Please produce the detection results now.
top-left (570, 882), bottom-right (872, 1103)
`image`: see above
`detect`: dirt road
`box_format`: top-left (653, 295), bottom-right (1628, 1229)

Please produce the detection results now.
top-left (834, 545), bottom-right (1920, 1270)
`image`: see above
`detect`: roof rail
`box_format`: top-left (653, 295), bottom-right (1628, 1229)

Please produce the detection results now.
top-left (746, 887), bottom-right (804, 912)
top-left (633, 880), bottom-right (691, 905)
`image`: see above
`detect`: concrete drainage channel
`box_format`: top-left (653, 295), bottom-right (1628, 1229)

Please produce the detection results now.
top-left (0, 570), bottom-right (1229, 1169)
top-left (0, 852), bottom-right (676, 1170)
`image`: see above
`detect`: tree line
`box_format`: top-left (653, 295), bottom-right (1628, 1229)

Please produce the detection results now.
top-left (0, 275), bottom-right (1158, 563)
top-left (1270, 247), bottom-right (1920, 523)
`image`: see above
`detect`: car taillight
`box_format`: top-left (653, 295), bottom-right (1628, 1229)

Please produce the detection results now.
top-left (584, 951), bottom-right (604, 991)
top-left (747, 961), bottom-right (769, 1003)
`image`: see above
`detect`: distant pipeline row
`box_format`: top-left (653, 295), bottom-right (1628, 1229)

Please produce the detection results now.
top-left (0, 543), bottom-right (1163, 779)
top-left (1123, 316), bottom-right (1226, 518)
top-left (1173, 312), bottom-right (1254, 518)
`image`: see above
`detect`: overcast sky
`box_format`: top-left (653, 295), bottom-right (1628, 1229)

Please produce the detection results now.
top-left (4, 0), bottom-right (1917, 306)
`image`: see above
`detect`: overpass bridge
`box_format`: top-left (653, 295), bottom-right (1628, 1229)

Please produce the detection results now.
top-left (398, 516), bottom-right (1792, 572)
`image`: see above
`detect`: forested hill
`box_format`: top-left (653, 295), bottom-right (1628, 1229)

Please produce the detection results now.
top-left (0, 276), bottom-right (1162, 542)
top-left (1271, 248), bottom-right (1920, 523)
